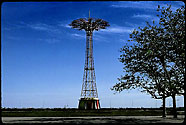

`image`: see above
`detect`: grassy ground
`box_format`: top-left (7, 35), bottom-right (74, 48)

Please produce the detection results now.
top-left (2, 108), bottom-right (184, 117)
top-left (1, 110), bottom-right (161, 117)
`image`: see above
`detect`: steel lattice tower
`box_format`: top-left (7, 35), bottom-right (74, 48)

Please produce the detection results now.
top-left (69, 11), bottom-right (110, 109)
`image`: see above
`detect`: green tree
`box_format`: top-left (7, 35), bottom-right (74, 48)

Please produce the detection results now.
top-left (157, 4), bottom-right (185, 118)
top-left (112, 5), bottom-right (185, 118)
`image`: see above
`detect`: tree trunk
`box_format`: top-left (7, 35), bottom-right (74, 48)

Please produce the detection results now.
top-left (172, 94), bottom-right (177, 118)
top-left (162, 94), bottom-right (166, 117)
top-left (184, 92), bottom-right (185, 123)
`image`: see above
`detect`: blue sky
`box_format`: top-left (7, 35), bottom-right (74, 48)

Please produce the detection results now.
top-left (1, 1), bottom-right (184, 108)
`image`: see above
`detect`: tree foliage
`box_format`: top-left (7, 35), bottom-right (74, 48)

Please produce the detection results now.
top-left (112, 5), bottom-right (185, 100)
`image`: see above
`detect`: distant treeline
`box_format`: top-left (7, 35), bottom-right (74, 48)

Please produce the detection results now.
top-left (1, 107), bottom-right (184, 111)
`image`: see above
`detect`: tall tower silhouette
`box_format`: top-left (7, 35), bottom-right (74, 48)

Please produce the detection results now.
top-left (69, 11), bottom-right (110, 109)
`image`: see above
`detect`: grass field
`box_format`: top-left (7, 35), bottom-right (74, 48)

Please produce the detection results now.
top-left (1, 107), bottom-right (184, 117)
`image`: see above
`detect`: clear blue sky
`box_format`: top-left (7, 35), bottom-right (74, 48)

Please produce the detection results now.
top-left (1, 1), bottom-right (184, 108)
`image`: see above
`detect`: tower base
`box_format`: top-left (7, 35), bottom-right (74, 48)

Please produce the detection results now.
top-left (78, 98), bottom-right (100, 109)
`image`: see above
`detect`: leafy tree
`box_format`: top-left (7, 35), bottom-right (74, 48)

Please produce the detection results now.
top-left (157, 4), bottom-right (185, 118)
top-left (112, 5), bottom-right (185, 118)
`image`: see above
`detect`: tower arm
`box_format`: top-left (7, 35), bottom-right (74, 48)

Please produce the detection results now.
top-left (93, 19), bottom-right (110, 31)
top-left (69, 18), bottom-right (87, 30)
top-left (69, 18), bottom-right (110, 31)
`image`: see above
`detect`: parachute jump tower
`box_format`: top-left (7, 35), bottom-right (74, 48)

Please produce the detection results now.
top-left (69, 11), bottom-right (110, 109)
